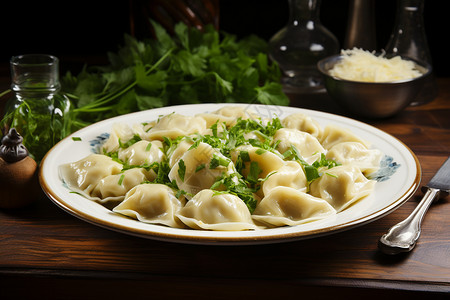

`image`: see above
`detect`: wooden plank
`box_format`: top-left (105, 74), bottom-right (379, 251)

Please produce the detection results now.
top-left (1, 78), bottom-right (449, 298)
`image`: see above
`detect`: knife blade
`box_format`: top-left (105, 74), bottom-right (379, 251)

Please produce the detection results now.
top-left (378, 156), bottom-right (450, 255)
top-left (425, 157), bottom-right (450, 193)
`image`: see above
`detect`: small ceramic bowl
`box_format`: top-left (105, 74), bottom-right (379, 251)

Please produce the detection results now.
top-left (317, 54), bottom-right (432, 119)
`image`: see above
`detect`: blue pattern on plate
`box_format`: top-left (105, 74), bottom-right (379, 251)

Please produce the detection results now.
top-left (89, 133), bottom-right (110, 153)
top-left (369, 155), bottom-right (401, 182)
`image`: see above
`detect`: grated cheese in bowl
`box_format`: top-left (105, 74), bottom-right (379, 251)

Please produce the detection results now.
top-left (329, 48), bottom-right (422, 82)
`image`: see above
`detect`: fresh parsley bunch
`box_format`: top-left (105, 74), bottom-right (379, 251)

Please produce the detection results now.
top-left (62, 20), bottom-right (289, 130)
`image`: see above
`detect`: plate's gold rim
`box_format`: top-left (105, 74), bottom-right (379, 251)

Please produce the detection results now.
top-left (38, 104), bottom-right (422, 245)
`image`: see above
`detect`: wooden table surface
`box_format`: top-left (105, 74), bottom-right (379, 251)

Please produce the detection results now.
top-left (0, 76), bottom-right (449, 300)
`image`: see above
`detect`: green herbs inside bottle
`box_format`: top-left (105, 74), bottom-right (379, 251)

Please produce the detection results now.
top-left (0, 54), bottom-right (72, 163)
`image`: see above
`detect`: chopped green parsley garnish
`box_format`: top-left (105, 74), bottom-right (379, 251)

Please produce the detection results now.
top-left (283, 145), bottom-right (340, 185)
top-left (99, 114), bottom-right (340, 212)
top-left (177, 159), bottom-right (186, 182)
top-left (209, 154), bottom-right (230, 169)
top-left (119, 134), bottom-right (142, 149)
top-left (118, 174), bottom-right (125, 185)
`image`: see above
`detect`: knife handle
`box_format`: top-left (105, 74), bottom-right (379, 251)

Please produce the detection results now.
top-left (378, 187), bottom-right (440, 255)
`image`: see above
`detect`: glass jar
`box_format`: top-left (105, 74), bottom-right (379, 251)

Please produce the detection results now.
top-left (269, 0), bottom-right (339, 92)
top-left (385, 0), bottom-right (437, 106)
top-left (1, 54), bottom-right (72, 163)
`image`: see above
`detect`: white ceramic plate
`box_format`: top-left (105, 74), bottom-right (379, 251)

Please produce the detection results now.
top-left (39, 103), bottom-right (421, 245)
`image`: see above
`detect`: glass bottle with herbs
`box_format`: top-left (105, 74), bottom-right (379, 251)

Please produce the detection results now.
top-left (0, 54), bottom-right (72, 163)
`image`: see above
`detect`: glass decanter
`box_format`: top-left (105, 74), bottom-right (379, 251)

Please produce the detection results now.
top-left (385, 0), bottom-right (437, 106)
top-left (269, 0), bottom-right (339, 92)
top-left (1, 54), bottom-right (72, 163)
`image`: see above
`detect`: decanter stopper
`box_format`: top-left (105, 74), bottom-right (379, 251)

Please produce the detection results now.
top-left (0, 128), bottom-right (29, 163)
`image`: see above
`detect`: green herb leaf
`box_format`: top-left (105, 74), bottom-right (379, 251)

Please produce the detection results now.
top-left (209, 154), bottom-right (230, 169)
top-left (247, 161), bottom-right (262, 184)
top-left (255, 82), bottom-right (289, 106)
top-left (313, 153), bottom-right (341, 169)
top-left (59, 20), bottom-right (287, 129)
top-left (304, 165), bottom-right (320, 183)
top-left (178, 159), bottom-right (186, 182)
top-left (1, 20), bottom-right (290, 163)
top-left (118, 174), bottom-right (125, 185)
top-left (255, 148), bottom-right (266, 155)
top-left (119, 134), bottom-right (141, 148)
top-left (195, 164), bottom-right (206, 173)
top-left (210, 173), bottom-right (258, 213)
top-left (284, 145), bottom-right (340, 185)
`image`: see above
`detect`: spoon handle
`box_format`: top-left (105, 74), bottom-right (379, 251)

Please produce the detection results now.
top-left (378, 187), bottom-right (440, 255)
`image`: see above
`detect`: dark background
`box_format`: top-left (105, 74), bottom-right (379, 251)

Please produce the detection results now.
top-left (0, 0), bottom-right (448, 77)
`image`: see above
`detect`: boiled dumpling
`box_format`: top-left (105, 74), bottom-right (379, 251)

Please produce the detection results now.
top-left (101, 123), bottom-right (134, 153)
top-left (281, 112), bottom-right (323, 139)
top-left (213, 106), bottom-right (258, 120)
top-left (326, 142), bottom-right (382, 175)
top-left (320, 125), bottom-right (370, 150)
top-left (59, 154), bottom-right (122, 199)
top-left (199, 121), bottom-right (228, 137)
top-left (176, 189), bottom-right (258, 230)
top-left (197, 113), bottom-right (234, 128)
top-left (141, 119), bottom-right (158, 133)
top-left (168, 142), bottom-right (235, 197)
top-left (273, 128), bottom-right (325, 164)
top-left (309, 165), bottom-right (375, 212)
top-left (261, 161), bottom-right (307, 196)
top-left (232, 145), bottom-right (285, 179)
top-left (91, 168), bottom-right (155, 201)
top-left (168, 138), bottom-right (194, 168)
top-left (144, 113), bottom-right (207, 140)
top-left (197, 106), bottom-right (259, 127)
top-left (59, 107), bottom-right (385, 232)
top-left (113, 183), bottom-right (186, 228)
top-left (252, 186), bottom-right (336, 226)
top-left (101, 123), bottom-right (145, 153)
top-left (118, 140), bottom-right (165, 166)
top-left (243, 130), bottom-right (265, 142)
